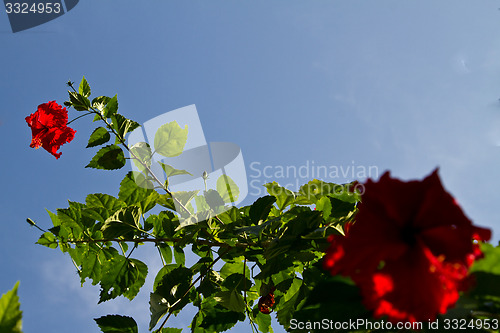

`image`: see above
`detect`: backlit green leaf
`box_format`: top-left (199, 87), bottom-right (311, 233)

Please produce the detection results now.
top-left (79, 76), bottom-right (91, 97)
top-left (103, 95), bottom-right (118, 118)
top-left (0, 282), bottom-right (22, 333)
top-left (255, 311), bottom-right (273, 333)
top-left (129, 142), bottom-right (152, 172)
top-left (99, 256), bottom-right (148, 303)
top-left (217, 175), bottom-right (239, 203)
top-left (36, 232), bottom-right (58, 249)
top-left (264, 182), bottom-right (295, 211)
top-left (91, 96), bottom-right (111, 112)
top-left (111, 113), bottom-right (140, 141)
top-left (118, 172), bottom-right (155, 206)
top-left (68, 91), bottom-right (90, 111)
top-left (154, 121), bottom-right (188, 157)
top-left (102, 206), bottom-right (141, 239)
top-left (173, 246), bottom-right (185, 266)
top-left (214, 290), bottom-right (245, 312)
top-left (159, 162), bottom-right (192, 178)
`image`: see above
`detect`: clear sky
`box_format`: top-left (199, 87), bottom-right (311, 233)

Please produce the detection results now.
top-left (2, 1), bottom-right (500, 332)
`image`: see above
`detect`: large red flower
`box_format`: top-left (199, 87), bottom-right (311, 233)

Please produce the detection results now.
top-left (26, 101), bottom-right (76, 159)
top-left (323, 169), bottom-right (491, 323)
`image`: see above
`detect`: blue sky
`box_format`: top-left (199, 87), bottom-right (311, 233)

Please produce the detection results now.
top-left (2, 1), bottom-right (500, 332)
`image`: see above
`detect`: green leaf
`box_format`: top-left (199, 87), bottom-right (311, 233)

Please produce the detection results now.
top-left (297, 179), bottom-right (360, 204)
top-left (249, 195), bottom-right (276, 224)
top-left (220, 260), bottom-right (250, 280)
top-left (158, 328), bottom-right (183, 333)
top-left (173, 246), bottom-right (185, 266)
top-left (158, 244), bottom-right (173, 264)
top-left (102, 206), bottom-right (141, 239)
top-left (149, 292), bottom-right (169, 330)
top-left (99, 257), bottom-right (148, 303)
top-left (276, 278), bottom-right (306, 327)
top-left (222, 273), bottom-right (252, 293)
top-left (80, 246), bottom-right (104, 285)
top-left (0, 281), bottom-right (22, 333)
top-left (194, 195), bottom-right (210, 212)
top-left (170, 190), bottom-right (199, 217)
top-left (159, 162), bottom-right (192, 177)
top-left (86, 145), bottom-right (125, 170)
top-left (94, 314), bottom-right (138, 333)
top-left (217, 175), bottom-right (239, 203)
top-left (153, 265), bottom-right (193, 320)
top-left (68, 91), bottom-right (90, 111)
top-left (129, 142), bottom-right (152, 172)
top-left (56, 202), bottom-right (88, 240)
top-left (87, 127), bottom-right (111, 148)
top-left (214, 290), bottom-right (245, 312)
top-left (46, 208), bottom-right (60, 227)
top-left (111, 113), bottom-right (140, 141)
top-left (326, 196), bottom-right (357, 220)
top-left (204, 189), bottom-right (225, 210)
top-left (154, 121), bottom-right (188, 157)
top-left (198, 270), bottom-right (223, 298)
top-left (79, 76), bottom-right (91, 98)
top-left (85, 193), bottom-right (126, 221)
top-left (118, 172), bottom-right (154, 205)
top-left (117, 172), bottom-right (158, 214)
top-left (103, 95), bottom-right (118, 118)
top-left (198, 300), bottom-right (245, 331)
top-left (293, 275), bottom-right (367, 324)
top-left (171, 190), bottom-right (198, 207)
top-left (264, 182), bottom-right (295, 211)
top-left (471, 243), bottom-right (500, 275)
top-left (468, 271), bottom-right (500, 304)
top-left (36, 232), bottom-right (58, 249)
top-left (255, 311), bottom-right (273, 333)
top-left (92, 96), bottom-right (111, 112)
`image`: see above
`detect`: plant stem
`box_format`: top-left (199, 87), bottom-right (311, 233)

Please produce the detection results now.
top-left (67, 111), bottom-right (93, 125)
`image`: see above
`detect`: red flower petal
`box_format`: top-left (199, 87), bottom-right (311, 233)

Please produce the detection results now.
top-left (323, 169), bottom-right (491, 323)
top-left (26, 101), bottom-right (76, 159)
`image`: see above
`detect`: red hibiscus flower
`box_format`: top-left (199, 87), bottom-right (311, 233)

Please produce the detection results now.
top-left (26, 101), bottom-right (76, 159)
top-left (323, 169), bottom-right (491, 323)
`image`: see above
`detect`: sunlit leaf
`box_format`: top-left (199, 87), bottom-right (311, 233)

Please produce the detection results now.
top-left (99, 256), bottom-right (148, 303)
top-left (217, 175), bottom-right (239, 203)
top-left (264, 182), bottom-right (295, 211)
top-left (36, 232), bottom-right (58, 249)
top-left (159, 162), bottom-right (192, 177)
top-left (154, 121), bottom-right (188, 157)
top-left (103, 95), bottom-right (118, 118)
top-left (111, 113), bottom-right (140, 141)
top-left (0, 282), bottom-right (22, 333)
top-left (79, 76), bottom-right (91, 98)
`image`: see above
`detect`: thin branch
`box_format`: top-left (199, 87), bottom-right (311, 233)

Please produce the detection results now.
top-left (244, 258), bottom-right (259, 333)
top-left (64, 237), bottom-right (260, 248)
top-left (67, 111), bottom-right (93, 125)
